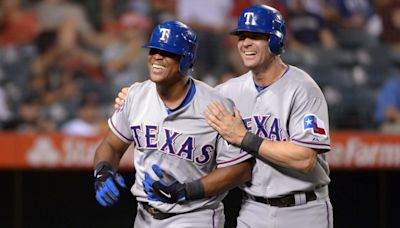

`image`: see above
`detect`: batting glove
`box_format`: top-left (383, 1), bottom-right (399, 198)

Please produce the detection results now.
top-left (143, 164), bottom-right (186, 204)
top-left (94, 161), bottom-right (127, 207)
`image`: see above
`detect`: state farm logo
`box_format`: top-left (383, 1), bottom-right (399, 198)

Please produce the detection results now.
top-left (27, 136), bottom-right (60, 167)
top-left (24, 135), bottom-right (133, 168)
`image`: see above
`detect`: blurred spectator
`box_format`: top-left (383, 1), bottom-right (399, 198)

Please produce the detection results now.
top-left (375, 0), bottom-right (400, 49)
top-left (297, 0), bottom-right (327, 17)
top-left (375, 71), bottom-right (400, 133)
top-left (60, 93), bottom-right (105, 136)
top-left (328, 0), bottom-right (381, 45)
top-left (0, 0), bottom-right (41, 47)
top-left (175, 0), bottom-right (232, 85)
top-left (34, 0), bottom-right (95, 47)
top-left (16, 95), bottom-right (56, 133)
top-left (101, 11), bottom-right (152, 94)
top-left (30, 29), bottom-right (106, 125)
top-left (329, 0), bottom-right (374, 29)
top-left (149, 0), bottom-right (176, 23)
top-left (0, 86), bottom-right (12, 129)
top-left (252, 0), bottom-right (289, 19)
top-left (286, 0), bottom-right (336, 50)
top-left (85, 0), bottom-right (130, 31)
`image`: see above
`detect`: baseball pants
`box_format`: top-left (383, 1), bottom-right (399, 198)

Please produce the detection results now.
top-left (134, 202), bottom-right (225, 228)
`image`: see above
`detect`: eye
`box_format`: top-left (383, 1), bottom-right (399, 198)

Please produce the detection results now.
top-left (238, 34), bottom-right (246, 41)
top-left (149, 49), bottom-right (181, 59)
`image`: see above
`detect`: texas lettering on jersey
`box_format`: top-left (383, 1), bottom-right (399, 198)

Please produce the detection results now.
top-left (242, 115), bottom-right (289, 141)
top-left (131, 124), bottom-right (213, 165)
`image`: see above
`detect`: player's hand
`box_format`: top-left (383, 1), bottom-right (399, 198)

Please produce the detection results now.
top-left (204, 100), bottom-right (247, 146)
top-left (143, 164), bottom-right (186, 204)
top-left (114, 87), bottom-right (129, 110)
top-left (94, 161), bottom-right (127, 207)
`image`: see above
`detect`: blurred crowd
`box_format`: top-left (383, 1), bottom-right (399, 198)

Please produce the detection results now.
top-left (1, 0), bottom-right (400, 135)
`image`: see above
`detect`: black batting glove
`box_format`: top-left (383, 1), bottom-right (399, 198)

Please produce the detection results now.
top-left (143, 164), bottom-right (186, 203)
top-left (94, 161), bottom-right (127, 207)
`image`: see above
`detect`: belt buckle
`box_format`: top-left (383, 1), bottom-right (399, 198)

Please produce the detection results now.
top-left (281, 197), bottom-right (294, 207)
top-left (274, 195), bottom-right (295, 208)
top-left (148, 207), bottom-right (160, 216)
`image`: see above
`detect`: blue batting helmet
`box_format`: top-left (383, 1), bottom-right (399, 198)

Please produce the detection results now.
top-left (144, 21), bottom-right (198, 74)
top-left (231, 5), bottom-right (286, 55)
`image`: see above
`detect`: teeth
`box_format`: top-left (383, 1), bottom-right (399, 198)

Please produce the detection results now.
top-left (153, 64), bottom-right (165, 69)
top-left (244, 51), bottom-right (256, 55)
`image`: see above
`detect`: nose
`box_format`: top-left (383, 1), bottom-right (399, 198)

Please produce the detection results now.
top-left (153, 53), bottom-right (164, 59)
top-left (241, 37), bottom-right (254, 46)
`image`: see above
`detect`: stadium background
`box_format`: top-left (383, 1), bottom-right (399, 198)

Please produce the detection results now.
top-left (1, 0), bottom-right (400, 227)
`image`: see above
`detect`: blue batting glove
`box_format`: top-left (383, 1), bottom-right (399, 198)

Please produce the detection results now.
top-left (94, 161), bottom-right (127, 207)
top-left (143, 172), bottom-right (159, 201)
top-left (146, 164), bottom-right (186, 203)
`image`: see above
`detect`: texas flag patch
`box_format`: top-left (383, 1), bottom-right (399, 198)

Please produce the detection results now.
top-left (303, 114), bottom-right (326, 136)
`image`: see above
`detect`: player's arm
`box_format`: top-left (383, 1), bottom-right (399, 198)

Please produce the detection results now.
top-left (144, 160), bottom-right (252, 203)
top-left (93, 130), bottom-right (131, 207)
top-left (201, 160), bottom-right (252, 197)
top-left (94, 129), bottom-right (130, 169)
top-left (204, 100), bottom-right (317, 173)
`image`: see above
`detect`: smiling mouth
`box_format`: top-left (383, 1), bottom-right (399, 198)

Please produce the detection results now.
top-left (152, 64), bottom-right (166, 69)
top-left (244, 51), bottom-right (256, 56)
top-left (152, 64), bottom-right (166, 73)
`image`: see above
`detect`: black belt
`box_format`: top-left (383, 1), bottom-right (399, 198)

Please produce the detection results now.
top-left (247, 191), bottom-right (317, 208)
top-left (140, 202), bottom-right (178, 220)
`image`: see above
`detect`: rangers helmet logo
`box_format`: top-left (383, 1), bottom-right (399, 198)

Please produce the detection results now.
top-left (159, 28), bottom-right (171, 43)
top-left (244, 12), bottom-right (256, 25)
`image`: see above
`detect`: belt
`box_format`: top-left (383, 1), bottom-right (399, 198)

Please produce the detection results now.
top-left (140, 202), bottom-right (178, 220)
top-left (247, 191), bottom-right (317, 208)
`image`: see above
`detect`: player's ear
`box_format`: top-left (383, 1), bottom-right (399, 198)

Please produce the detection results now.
top-left (233, 106), bottom-right (241, 117)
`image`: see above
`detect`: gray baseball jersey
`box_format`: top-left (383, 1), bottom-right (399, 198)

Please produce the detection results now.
top-left (216, 65), bottom-right (331, 198)
top-left (109, 77), bottom-right (251, 214)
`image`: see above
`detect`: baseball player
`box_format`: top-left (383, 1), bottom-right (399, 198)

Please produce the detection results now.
top-left (115, 4), bottom-right (333, 228)
top-left (93, 21), bottom-right (253, 228)
top-left (204, 5), bottom-right (333, 228)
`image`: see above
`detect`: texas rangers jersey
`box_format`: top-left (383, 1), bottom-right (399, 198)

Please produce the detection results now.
top-left (216, 65), bottom-right (331, 198)
top-left (109, 77), bottom-right (251, 213)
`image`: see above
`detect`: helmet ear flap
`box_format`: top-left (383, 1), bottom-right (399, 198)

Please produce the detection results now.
top-left (268, 32), bottom-right (284, 55)
top-left (179, 49), bottom-right (195, 74)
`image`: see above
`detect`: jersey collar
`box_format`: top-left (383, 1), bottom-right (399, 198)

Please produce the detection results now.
top-left (253, 65), bottom-right (290, 93)
top-left (165, 78), bottom-right (196, 114)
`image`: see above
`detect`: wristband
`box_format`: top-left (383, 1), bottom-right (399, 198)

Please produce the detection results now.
top-left (240, 131), bottom-right (263, 157)
top-left (185, 179), bottom-right (205, 200)
top-left (94, 161), bottom-right (113, 177)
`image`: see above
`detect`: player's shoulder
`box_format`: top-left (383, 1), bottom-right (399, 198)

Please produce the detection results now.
top-left (288, 66), bottom-right (317, 84)
top-left (215, 71), bottom-right (251, 91)
top-left (192, 78), bottom-right (235, 108)
top-left (126, 80), bottom-right (153, 96)
top-left (287, 65), bottom-right (323, 95)
top-left (192, 78), bottom-right (225, 100)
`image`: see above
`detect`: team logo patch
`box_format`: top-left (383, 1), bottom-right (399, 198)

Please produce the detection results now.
top-left (244, 12), bottom-right (256, 25)
top-left (303, 114), bottom-right (326, 136)
top-left (159, 28), bottom-right (171, 43)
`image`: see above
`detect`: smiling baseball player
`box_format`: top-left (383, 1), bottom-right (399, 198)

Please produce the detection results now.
top-left (204, 5), bottom-right (333, 228)
top-left (93, 20), bottom-right (252, 228)
top-left (112, 5), bottom-right (333, 228)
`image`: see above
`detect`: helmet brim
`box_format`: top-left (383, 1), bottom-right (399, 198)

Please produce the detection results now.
top-left (143, 43), bottom-right (183, 56)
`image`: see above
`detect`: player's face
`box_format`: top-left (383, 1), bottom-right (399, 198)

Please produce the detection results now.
top-left (147, 48), bottom-right (181, 83)
top-left (237, 32), bottom-right (272, 69)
